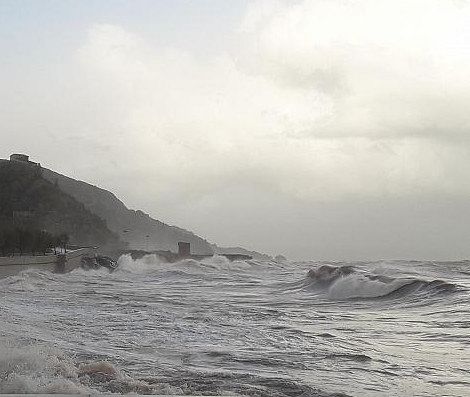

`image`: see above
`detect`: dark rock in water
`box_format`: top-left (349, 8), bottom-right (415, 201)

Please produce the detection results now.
top-left (96, 255), bottom-right (118, 270)
top-left (81, 256), bottom-right (100, 270)
top-left (221, 253), bottom-right (253, 261)
top-left (307, 265), bottom-right (355, 282)
top-left (81, 255), bottom-right (118, 271)
top-left (214, 244), bottom-right (272, 261)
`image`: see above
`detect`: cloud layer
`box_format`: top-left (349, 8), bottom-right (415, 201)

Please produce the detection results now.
top-left (2, 0), bottom-right (470, 258)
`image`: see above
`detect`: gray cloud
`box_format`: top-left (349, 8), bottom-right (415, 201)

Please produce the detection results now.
top-left (2, 1), bottom-right (470, 259)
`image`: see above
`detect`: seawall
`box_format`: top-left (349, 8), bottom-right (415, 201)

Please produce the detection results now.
top-left (0, 248), bottom-right (91, 278)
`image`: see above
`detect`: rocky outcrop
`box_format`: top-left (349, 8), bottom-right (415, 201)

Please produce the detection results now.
top-left (213, 244), bottom-right (272, 261)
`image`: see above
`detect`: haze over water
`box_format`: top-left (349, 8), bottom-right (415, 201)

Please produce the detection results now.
top-left (2, 2), bottom-right (470, 395)
top-left (1, 255), bottom-right (469, 396)
top-left (4, 0), bottom-right (470, 260)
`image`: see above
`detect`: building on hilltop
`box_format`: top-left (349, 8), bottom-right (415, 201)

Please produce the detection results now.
top-left (9, 153), bottom-right (41, 167)
top-left (10, 154), bottom-right (29, 162)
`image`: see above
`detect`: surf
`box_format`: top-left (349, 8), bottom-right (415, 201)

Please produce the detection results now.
top-left (305, 264), bottom-right (458, 300)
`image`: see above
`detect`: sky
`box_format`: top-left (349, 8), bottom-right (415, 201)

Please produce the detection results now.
top-left (2, 0), bottom-right (470, 260)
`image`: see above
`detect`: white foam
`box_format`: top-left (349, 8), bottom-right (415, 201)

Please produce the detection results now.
top-left (116, 253), bottom-right (256, 275)
top-left (116, 253), bottom-right (165, 273)
top-left (0, 344), bottom-right (95, 394)
top-left (0, 342), bottom-right (165, 394)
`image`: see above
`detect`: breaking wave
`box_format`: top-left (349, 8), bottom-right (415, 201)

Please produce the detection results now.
top-left (2, 257), bottom-right (468, 396)
top-left (0, 343), bottom-right (96, 394)
top-left (305, 264), bottom-right (458, 300)
top-left (116, 253), bottom-right (261, 276)
top-left (0, 342), bottom-right (186, 395)
top-left (0, 342), bottom-right (340, 396)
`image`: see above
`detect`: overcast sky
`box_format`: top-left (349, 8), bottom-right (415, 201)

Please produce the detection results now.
top-left (2, 0), bottom-right (470, 260)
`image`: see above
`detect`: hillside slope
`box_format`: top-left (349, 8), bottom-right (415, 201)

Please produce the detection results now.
top-left (0, 160), bottom-right (121, 249)
top-left (41, 168), bottom-right (214, 254)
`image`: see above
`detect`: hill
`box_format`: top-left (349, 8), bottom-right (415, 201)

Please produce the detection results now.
top-left (0, 159), bottom-right (121, 250)
top-left (41, 167), bottom-right (214, 254)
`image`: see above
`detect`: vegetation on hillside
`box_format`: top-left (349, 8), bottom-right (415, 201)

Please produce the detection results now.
top-left (0, 228), bottom-right (69, 256)
top-left (0, 161), bottom-right (122, 254)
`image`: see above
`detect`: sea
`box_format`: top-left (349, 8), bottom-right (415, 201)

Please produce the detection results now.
top-left (1, 255), bottom-right (469, 396)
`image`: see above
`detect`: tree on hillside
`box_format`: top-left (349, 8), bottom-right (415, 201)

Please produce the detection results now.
top-left (0, 228), bottom-right (57, 256)
top-left (57, 233), bottom-right (70, 253)
top-left (32, 230), bottom-right (54, 255)
top-left (0, 230), bottom-right (6, 256)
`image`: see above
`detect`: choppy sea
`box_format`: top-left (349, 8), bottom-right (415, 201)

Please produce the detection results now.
top-left (1, 255), bottom-right (469, 396)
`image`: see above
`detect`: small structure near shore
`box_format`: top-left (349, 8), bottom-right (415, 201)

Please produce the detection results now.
top-left (178, 242), bottom-right (191, 257)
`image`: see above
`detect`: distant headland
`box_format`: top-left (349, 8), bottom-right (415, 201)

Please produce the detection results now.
top-left (0, 154), bottom-right (271, 266)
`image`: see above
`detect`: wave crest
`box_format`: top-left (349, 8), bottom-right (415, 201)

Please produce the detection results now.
top-left (115, 253), bottom-right (260, 276)
top-left (306, 265), bottom-right (457, 300)
top-left (0, 344), bottom-right (95, 394)
top-left (0, 342), bottom-right (182, 395)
